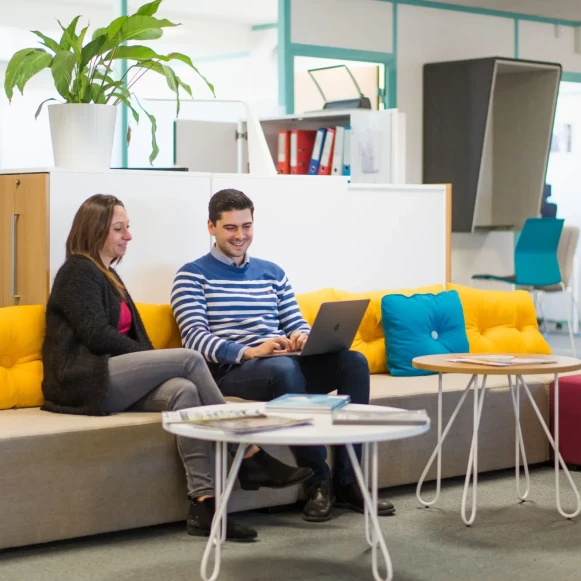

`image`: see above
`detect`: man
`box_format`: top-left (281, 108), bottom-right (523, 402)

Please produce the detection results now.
top-left (171, 188), bottom-right (395, 522)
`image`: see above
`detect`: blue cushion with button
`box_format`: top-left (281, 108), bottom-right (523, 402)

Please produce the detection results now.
top-left (381, 290), bottom-right (469, 376)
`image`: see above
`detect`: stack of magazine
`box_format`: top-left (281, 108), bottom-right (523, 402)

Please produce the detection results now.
top-left (264, 394), bottom-right (429, 426)
top-left (331, 408), bottom-right (429, 426)
top-left (162, 407), bottom-right (312, 434)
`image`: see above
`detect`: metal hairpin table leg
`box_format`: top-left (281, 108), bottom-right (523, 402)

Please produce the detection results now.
top-left (200, 443), bottom-right (248, 581)
top-left (417, 373), bottom-right (476, 507)
top-left (347, 442), bottom-right (392, 581)
top-left (518, 374), bottom-right (581, 519)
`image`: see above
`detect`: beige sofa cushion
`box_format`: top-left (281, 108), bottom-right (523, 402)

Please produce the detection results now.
top-left (0, 407), bottom-right (298, 550)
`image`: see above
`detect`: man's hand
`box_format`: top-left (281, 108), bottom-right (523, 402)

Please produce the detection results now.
top-left (243, 336), bottom-right (294, 359)
top-left (290, 332), bottom-right (308, 352)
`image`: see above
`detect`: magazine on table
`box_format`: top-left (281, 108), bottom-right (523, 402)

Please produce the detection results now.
top-left (447, 355), bottom-right (558, 367)
top-left (331, 408), bottom-right (429, 426)
top-left (162, 407), bottom-right (313, 434)
top-left (265, 393), bottom-right (350, 413)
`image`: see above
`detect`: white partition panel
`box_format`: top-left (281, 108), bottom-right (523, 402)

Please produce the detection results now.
top-left (49, 170), bottom-right (212, 304)
top-left (44, 170), bottom-right (448, 304)
top-left (210, 174), bottom-right (448, 293)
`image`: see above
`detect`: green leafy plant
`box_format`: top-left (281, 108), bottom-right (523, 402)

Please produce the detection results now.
top-left (3, 0), bottom-right (214, 163)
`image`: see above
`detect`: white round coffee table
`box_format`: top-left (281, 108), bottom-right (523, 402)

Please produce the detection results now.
top-left (163, 402), bottom-right (430, 581)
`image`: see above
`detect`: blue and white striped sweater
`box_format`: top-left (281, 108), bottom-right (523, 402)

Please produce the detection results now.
top-left (171, 253), bottom-right (311, 364)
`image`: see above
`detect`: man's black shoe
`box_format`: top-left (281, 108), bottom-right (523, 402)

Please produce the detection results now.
top-left (334, 482), bottom-right (396, 516)
top-left (187, 497), bottom-right (257, 542)
top-left (302, 479), bottom-right (334, 522)
top-left (238, 449), bottom-right (313, 490)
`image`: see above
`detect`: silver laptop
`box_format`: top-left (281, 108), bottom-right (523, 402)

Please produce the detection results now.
top-left (260, 299), bottom-right (370, 358)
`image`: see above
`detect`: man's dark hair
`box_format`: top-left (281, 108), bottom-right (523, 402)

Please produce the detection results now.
top-left (208, 189), bottom-right (254, 224)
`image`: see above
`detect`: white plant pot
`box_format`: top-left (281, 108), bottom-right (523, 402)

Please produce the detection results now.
top-left (48, 104), bottom-right (117, 169)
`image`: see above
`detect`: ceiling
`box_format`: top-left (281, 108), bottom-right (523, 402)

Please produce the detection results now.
top-left (426, 0), bottom-right (581, 22)
top-left (11, 0), bottom-right (581, 27)
top-left (42, 0), bottom-right (279, 25)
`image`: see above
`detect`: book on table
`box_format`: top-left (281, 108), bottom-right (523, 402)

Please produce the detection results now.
top-left (447, 355), bottom-right (558, 367)
top-left (265, 393), bottom-right (351, 413)
top-left (331, 408), bottom-right (429, 426)
top-left (162, 407), bottom-right (312, 434)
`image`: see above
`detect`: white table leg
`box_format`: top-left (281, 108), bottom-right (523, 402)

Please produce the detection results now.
top-left (363, 442), bottom-right (373, 546)
top-left (508, 375), bottom-right (530, 501)
top-left (346, 442), bottom-right (392, 581)
top-left (461, 375), bottom-right (487, 526)
top-left (200, 443), bottom-right (248, 581)
top-left (417, 374), bottom-right (476, 507)
top-left (517, 374), bottom-right (581, 519)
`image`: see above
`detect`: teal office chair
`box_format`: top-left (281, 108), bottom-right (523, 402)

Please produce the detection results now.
top-left (472, 218), bottom-right (577, 357)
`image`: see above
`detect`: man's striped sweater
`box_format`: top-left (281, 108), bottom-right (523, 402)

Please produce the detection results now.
top-left (171, 252), bottom-right (311, 364)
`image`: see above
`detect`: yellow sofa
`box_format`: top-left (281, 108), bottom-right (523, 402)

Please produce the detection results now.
top-left (0, 283), bottom-right (551, 410)
top-left (0, 284), bottom-right (554, 549)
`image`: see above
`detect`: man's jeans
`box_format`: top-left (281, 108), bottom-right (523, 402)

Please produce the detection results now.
top-left (211, 350), bottom-right (370, 486)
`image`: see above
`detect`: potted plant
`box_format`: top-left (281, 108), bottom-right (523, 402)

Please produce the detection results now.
top-left (4, 0), bottom-right (214, 167)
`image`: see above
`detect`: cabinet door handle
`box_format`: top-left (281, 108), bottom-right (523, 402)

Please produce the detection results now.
top-left (10, 213), bottom-right (20, 299)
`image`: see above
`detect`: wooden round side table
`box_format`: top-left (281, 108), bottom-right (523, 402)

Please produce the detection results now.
top-left (412, 353), bottom-right (581, 526)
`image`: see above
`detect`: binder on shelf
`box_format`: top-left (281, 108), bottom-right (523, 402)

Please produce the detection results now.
top-left (342, 126), bottom-right (352, 176)
top-left (290, 129), bottom-right (316, 174)
top-left (318, 127), bottom-right (336, 175)
top-left (277, 130), bottom-right (290, 174)
top-left (308, 128), bottom-right (327, 175)
top-left (331, 126), bottom-right (345, 176)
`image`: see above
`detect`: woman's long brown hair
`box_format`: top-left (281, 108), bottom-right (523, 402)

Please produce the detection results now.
top-left (66, 194), bottom-right (127, 297)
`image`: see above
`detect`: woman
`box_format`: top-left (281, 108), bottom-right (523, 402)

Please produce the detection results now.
top-left (41, 194), bottom-right (312, 543)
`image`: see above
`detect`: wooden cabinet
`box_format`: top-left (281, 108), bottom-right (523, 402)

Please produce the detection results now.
top-left (0, 174), bottom-right (49, 307)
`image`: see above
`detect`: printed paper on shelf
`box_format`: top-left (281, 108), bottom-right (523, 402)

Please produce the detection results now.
top-left (447, 356), bottom-right (558, 367)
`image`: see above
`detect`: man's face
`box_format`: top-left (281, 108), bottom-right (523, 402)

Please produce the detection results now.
top-left (208, 209), bottom-right (254, 265)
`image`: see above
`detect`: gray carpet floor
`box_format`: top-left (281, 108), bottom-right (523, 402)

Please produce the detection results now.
top-left (2, 466), bottom-right (581, 581)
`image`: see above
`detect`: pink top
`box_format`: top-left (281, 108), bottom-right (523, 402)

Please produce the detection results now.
top-left (118, 301), bottom-right (132, 336)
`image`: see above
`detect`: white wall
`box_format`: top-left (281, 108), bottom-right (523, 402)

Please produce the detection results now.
top-left (543, 88), bottom-right (581, 321)
top-left (291, 0), bottom-right (393, 53)
top-left (519, 21), bottom-right (581, 73)
top-left (395, 6), bottom-right (516, 289)
top-left (0, 63), bottom-right (54, 168)
top-left (0, 1), bottom-right (114, 38)
top-left (397, 4), bottom-right (514, 184)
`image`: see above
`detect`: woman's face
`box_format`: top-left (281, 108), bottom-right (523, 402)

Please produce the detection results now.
top-left (101, 205), bottom-right (132, 265)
